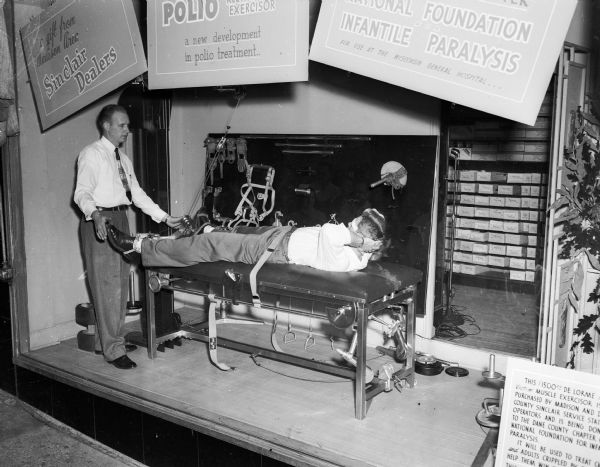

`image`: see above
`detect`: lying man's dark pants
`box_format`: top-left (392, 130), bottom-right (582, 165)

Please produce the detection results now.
top-left (141, 225), bottom-right (292, 267)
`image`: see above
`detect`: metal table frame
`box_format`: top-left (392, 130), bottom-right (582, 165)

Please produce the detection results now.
top-left (143, 268), bottom-right (417, 420)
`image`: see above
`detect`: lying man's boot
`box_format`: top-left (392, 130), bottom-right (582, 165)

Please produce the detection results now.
top-left (107, 225), bottom-right (141, 262)
top-left (173, 207), bottom-right (214, 238)
top-left (192, 207), bottom-right (215, 234)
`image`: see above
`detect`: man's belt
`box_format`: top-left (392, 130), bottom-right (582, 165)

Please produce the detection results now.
top-left (250, 226), bottom-right (293, 308)
top-left (96, 205), bottom-right (129, 212)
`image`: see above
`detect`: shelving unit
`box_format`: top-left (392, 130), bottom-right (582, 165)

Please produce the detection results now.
top-left (444, 94), bottom-right (552, 290)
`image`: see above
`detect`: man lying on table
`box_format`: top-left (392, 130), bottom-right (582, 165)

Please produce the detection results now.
top-left (106, 208), bottom-right (385, 272)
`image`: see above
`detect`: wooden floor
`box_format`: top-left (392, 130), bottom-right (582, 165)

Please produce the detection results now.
top-left (25, 320), bottom-right (501, 467)
top-left (436, 283), bottom-right (539, 357)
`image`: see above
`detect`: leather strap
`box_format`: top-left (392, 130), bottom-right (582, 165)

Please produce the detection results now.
top-left (250, 226), bottom-right (292, 307)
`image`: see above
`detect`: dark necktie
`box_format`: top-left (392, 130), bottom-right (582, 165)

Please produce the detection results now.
top-left (115, 148), bottom-right (132, 202)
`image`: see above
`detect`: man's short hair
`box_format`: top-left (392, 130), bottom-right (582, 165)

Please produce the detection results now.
top-left (358, 208), bottom-right (385, 240)
top-left (96, 104), bottom-right (127, 134)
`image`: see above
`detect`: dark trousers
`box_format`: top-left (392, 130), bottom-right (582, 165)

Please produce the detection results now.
top-left (141, 225), bottom-right (290, 268)
top-left (80, 212), bottom-right (130, 361)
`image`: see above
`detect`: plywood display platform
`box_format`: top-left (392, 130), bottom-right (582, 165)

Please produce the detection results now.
top-left (26, 322), bottom-right (499, 466)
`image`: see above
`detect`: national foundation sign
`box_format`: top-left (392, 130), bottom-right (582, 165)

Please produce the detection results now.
top-left (309, 0), bottom-right (577, 125)
top-left (20, 0), bottom-right (147, 130)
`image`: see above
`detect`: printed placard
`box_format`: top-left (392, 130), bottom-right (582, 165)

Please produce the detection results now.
top-left (497, 358), bottom-right (600, 466)
top-left (147, 0), bottom-right (309, 89)
top-left (309, 0), bottom-right (577, 125)
top-left (20, 0), bottom-right (147, 130)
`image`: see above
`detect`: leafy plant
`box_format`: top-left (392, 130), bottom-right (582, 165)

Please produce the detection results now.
top-left (551, 108), bottom-right (600, 368)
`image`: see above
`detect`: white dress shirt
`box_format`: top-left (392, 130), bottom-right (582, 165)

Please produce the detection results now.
top-left (74, 136), bottom-right (167, 222)
top-left (287, 223), bottom-right (371, 272)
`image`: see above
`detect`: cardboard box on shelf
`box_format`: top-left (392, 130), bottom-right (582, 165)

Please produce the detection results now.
top-left (506, 173), bottom-right (532, 184)
top-left (488, 232), bottom-right (505, 243)
top-left (455, 228), bottom-right (472, 240)
top-left (474, 196), bottom-right (490, 206)
top-left (460, 182), bottom-right (476, 193)
top-left (505, 234), bottom-right (529, 245)
top-left (471, 231), bottom-right (489, 242)
top-left (490, 172), bottom-right (508, 183)
top-left (506, 245), bottom-right (525, 257)
top-left (477, 184), bottom-right (495, 194)
top-left (457, 206), bottom-right (475, 217)
top-left (475, 171), bottom-right (492, 182)
top-left (525, 129), bottom-right (550, 139)
top-left (520, 222), bottom-right (538, 234)
top-left (504, 221), bottom-right (520, 233)
top-left (497, 185), bottom-right (520, 196)
top-left (473, 254), bottom-right (489, 265)
top-left (474, 220), bottom-right (490, 230)
top-left (459, 171), bottom-right (476, 181)
top-left (525, 142), bottom-right (549, 153)
top-left (525, 271), bottom-right (535, 282)
top-left (505, 197), bottom-right (522, 208)
top-left (510, 270), bottom-right (527, 281)
top-left (523, 153), bottom-right (548, 162)
top-left (474, 208), bottom-right (490, 218)
top-left (473, 243), bottom-right (489, 254)
top-left (489, 197), bottom-right (506, 207)
top-left (461, 194), bottom-right (475, 204)
top-left (454, 251), bottom-right (473, 263)
top-left (457, 240), bottom-right (474, 252)
top-left (489, 256), bottom-right (510, 268)
top-left (489, 244), bottom-right (506, 256)
top-left (489, 220), bottom-right (504, 231)
top-left (489, 209), bottom-right (504, 219)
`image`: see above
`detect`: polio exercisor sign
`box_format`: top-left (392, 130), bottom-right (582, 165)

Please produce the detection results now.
top-left (147, 0), bottom-right (309, 89)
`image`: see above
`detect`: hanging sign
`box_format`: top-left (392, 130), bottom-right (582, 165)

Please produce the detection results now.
top-left (497, 358), bottom-right (600, 466)
top-left (309, 0), bottom-right (577, 125)
top-left (20, 0), bottom-right (147, 131)
top-left (147, 0), bottom-right (309, 89)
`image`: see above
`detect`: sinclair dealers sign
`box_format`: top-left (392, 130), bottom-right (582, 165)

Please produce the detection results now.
top-left (20, 0), bottom-right (147, 130)
top-left (147, 0), bottom-right (309, 89)
top-left (310, 0), bottom-right (577, 125)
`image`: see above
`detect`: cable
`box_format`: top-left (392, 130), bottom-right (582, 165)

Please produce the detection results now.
top-left (250, 354), bottom-right (349, 384)
top-left (188, 89), bottom-right (246, 217)
top-left (435, 302), bottom-right (481, 339)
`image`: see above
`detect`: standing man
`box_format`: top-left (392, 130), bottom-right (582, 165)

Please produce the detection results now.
top-left (74, 104), bottom-right (185, 369)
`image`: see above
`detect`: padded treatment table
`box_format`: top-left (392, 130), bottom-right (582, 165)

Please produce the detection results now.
top-left (143, 261), bottom-right (422, 419)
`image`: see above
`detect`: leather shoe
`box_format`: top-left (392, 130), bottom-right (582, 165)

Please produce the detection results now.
top-left (95, 344), bottom-right (137, 355)
top-left (106, 225), bottom-right (139, 262)
top-left (108, 355), bottom-right (137, 369)
top-left (174, 207), bottom-right (214, 238)
top-left (194, 207), bottom-right (211, 226)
